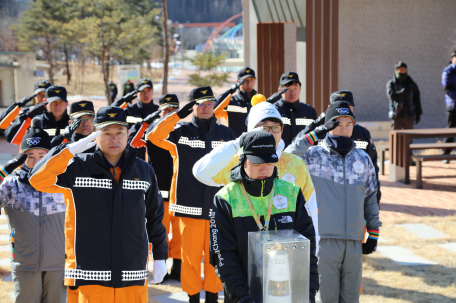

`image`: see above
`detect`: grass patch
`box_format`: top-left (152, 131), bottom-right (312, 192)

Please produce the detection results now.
top-left (360, 216), bottom-right (456, 302)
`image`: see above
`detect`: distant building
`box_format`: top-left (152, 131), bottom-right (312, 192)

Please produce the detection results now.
top-left (0, 52), bottom-right (36, 107)
top-left (243, 0), bottom-right (456, 129)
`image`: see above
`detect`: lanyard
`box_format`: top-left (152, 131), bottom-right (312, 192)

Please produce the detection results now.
top-left (239, 183), bottom-right (274, 231)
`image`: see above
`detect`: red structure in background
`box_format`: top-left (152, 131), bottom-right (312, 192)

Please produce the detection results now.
top-left (202, 13), bottom-right (242, 53)
top-left (171, 22), bottom-right (236, 28)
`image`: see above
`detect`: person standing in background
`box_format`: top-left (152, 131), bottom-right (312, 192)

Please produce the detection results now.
top-left (387, 62), bottom-right (422, 130)
top-left (441, 51), bottom-right (456, 162)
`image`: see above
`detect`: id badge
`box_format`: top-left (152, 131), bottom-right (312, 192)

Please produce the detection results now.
top-left (52, 193), bottom-right (65, 204)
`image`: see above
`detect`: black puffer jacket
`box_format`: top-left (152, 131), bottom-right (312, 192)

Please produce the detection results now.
top-left (210, 165), bottom-right (318, 302)
top-left (386, 74), bottom-right (422, 118)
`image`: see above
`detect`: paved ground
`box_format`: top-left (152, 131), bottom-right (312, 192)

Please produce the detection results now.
top-left (379, 161), bottom-right (456, 220)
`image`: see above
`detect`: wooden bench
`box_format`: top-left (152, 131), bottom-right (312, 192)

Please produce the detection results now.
top-left (411, 154), bottom-right (456, 189)
top-left (377, 143), bottom-right (456, 175)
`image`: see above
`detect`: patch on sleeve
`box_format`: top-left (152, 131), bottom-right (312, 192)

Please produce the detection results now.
top-left (52, 193), bottom-right (65, 204)
top-left (353, 160), bottom-right (365, 174)
top-left (273, 195), bottom-right (288, 210)
top-left (281, 172), bottom-right (296, 183)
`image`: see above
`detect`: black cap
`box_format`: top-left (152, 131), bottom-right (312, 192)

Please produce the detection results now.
top-left (190, 86), bottom-right (216, 103)
top-left (45, 86), bottom-right (67, 103)
top-left (325, 101), bottom-right (355, 124)
top-left (240, 131), bottom-right (278, 164)
top-left (330, 90), bottom-right (355, 107)
top-left (94, 106), bottom-right (128, 129)
top-left (34, 80), bottom-right (52, 94)
top-left (280, 71), bottom-right (301, 86)
top-left (395, 61), bottom-right (407, 69)
top-left (136, 78), bottom-right (153, 92)
top-left (159, 94), bottom-right (180, 110)
top-left (20, 117), bottom-right (51, 153)
top-left (238, 67), bottom-right (256, 80)
top-left (70, 101), bottom-right (95, 119)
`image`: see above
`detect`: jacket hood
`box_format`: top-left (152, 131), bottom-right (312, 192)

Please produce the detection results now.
top-left (230, 164), bottom-right (278, 197)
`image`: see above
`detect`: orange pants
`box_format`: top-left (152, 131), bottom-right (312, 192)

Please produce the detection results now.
top-left (163, 202), bottom-right (182, 259)
top-left (68, 285), bottom-right (148, 303)
top-left (179, 217), bottom-right (223, 296)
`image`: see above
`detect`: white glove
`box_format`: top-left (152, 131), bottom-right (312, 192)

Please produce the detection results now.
top-left (67, 131), bottom-right (101, 155)
top-left (150, 260), bottom-right (167, 284)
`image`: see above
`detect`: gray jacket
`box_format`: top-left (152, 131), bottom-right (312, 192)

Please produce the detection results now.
top-left (285, 137), bottom-right (381, 241)
top-left (0, 174), bottom-right (66, 271)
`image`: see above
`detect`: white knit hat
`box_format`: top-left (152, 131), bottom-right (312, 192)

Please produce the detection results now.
top-left (247, 102), bottom-right (283, 131)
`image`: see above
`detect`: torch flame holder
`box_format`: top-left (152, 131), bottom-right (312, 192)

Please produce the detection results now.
top-left (248, 229), bottom-right (310, 303)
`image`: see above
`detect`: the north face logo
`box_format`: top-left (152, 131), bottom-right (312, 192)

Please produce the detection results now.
top-left (335, 108), bottom-right (350, 115)
top-left (278, 216), bottom-right (293, 223)
top-left (271, 154), bottom-right (277, 158)
top-left (26, 137), bottom-right (41, 145)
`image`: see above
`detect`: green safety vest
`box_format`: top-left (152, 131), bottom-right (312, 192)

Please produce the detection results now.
top-left (216, 179), bottom-right (300, 219)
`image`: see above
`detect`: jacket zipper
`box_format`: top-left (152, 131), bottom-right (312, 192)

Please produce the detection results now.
top-left (326, 143), bottom-right (355, 240)
top-left (38, 191), bottom-right (42, 271)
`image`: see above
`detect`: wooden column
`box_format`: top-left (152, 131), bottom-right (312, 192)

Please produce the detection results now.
top-left (256, 22), bottom-right (296, 98)
top-left (306, 0), bottom-right (339, 115)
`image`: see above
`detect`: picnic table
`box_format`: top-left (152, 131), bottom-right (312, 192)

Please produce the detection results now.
top-left (389, 128), bottom-right (456, 184)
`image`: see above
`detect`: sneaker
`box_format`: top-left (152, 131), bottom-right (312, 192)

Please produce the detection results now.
top-left (443, 159), bottom-right (450, 164)
top-left (205, 291), bottom-right (218, 303)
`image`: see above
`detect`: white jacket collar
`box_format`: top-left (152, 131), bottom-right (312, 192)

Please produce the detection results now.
top-left (276, 139), bottom-right (285, 159)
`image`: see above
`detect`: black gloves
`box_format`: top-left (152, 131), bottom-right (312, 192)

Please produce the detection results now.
top-left (313, 120), bottom-right (340, 139)
top-left (305, 112), bottom-right (326, 134)
top-left (61, 118), bottom-right (82, 140)
top-left (177, 101), bottom-right (196, 119)
top-left (266, 88), bottom-right (288, 104)
top-left (362, 237), bottom-right (378, 255)
top-left (16, 94), bottom-right (37, 108)
top-left (238, 295), bottom-right (254, 303)
top-left (28, 102), bottom-right (48, 119)
top-left (143, 110), bottom-right (161, 125)
top-left (228, 79), bottom-right (245, 95)
top-left (112, 90), bottom-right (137, 107)
top-left (415, 115), bottom-right (421, 124)
top-left (2, 154), bottom-right (27, 177)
